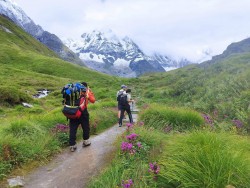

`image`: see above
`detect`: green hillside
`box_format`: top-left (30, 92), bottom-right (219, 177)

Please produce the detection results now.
top-left (0, 15), bottom-right (126, 107)
top-left (134, 53), bottom-right (250, 127)
top-left (0, 15), bottom-right (127, 180)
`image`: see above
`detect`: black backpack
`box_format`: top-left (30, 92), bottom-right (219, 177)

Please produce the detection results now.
top-left (117, 91), bottom-right (123, 102)
top-left (119, 94), bottom-right (128, 106)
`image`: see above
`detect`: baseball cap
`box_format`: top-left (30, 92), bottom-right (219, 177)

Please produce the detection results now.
top-left (121, 84), bottom-right (127, 89)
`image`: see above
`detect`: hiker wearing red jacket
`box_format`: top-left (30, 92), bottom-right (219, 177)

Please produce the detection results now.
top-left (69, 82), bottom-right (95, 152)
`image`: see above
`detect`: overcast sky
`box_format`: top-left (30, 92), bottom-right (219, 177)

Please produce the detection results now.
top-left (13, 0), bottom-right (250, 62)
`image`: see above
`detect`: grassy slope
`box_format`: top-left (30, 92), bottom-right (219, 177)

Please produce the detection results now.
top-left (88, 53), bottom-right (250, 187)
top-left (133, 53), bottom-right (250, 125)
top-left (0, 15), bottom-right (126, 111)
top-left (0, 15), bottom-right (128, 180)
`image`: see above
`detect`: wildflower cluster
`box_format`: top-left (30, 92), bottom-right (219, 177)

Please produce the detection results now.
top-left (121, 179), bottom-right (133, 188)
top-left (121, 133), bottom-right (142, 155)
top-left (138, 121), bottom-right (144, 126)
top-left (202, 114), bottom-right (214, 127)
top-left (51, 124), bottom-right (69, 146)
top-left (52, 124), bottom-right (69, 133)
top-left (232, 119), bottom-right (243, 129)
top-left (121, 142), bottom-right (133, 152)
top-left (126, 133), bottom-right (138, 141)
top-left (149, 162), bottom-right (160, 174)
top-left (126, 123), bottom-right (133, 131)
top-left (148, 162), bottom-right (160, 180)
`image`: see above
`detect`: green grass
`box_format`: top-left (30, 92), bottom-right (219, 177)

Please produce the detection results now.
top-left (88, 123), bottom-right (250, 188)
top-left (0, 103), bottom-right (118, 179)
top-left (87, 125), bottom-right (167, 188)
top-left (139, 104), bottom-right (204, 131)
top-left (159, 131), bottom-right (250, 188)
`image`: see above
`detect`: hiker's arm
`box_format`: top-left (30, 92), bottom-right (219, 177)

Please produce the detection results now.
top-left (79, 97), bottom-right (86, 111)
top-left (127, 94), bottom-right (134, 103)
top-left (87, 90), bottom-right (95, 103)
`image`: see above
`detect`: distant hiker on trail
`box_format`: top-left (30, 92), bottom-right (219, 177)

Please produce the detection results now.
top-left (69, 82), bottom-right (95, 152)
top-left (117, 84), bottom-right (127, 119)
top-left (118, 88), bottom-right (134, 127)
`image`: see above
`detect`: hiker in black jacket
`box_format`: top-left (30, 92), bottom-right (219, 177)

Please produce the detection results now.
top-left (118, 89), bottom-right (134, 127)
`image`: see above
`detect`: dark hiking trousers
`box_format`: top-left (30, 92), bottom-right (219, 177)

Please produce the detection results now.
top-left (119, 105), bottom-right (133, 126)
top-left (69, 109), bottom-right (90, 146)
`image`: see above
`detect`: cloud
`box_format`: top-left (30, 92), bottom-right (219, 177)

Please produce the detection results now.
top-left (14, 0), bottom-right (250, 62)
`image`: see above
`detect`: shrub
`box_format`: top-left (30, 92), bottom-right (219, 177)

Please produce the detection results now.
top-left (0, 86), bottom-right (32, 106)
top-left (3, 120), bottom-right (36, 138)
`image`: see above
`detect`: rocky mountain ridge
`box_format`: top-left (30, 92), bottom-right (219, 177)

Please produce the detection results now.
top-left (201, 37), bottom-right (250, 67)
top-left (63, 30), bottom-right (193, 77)
top-left (0, 0), bottom-right (83, 65)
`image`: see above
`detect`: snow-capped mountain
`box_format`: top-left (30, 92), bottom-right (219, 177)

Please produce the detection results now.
top-left (152, 54), bottom-right (192, 71)
top-left (64, 30), bottom-right (191, 77)
top-left (1, 0), bottom-right (193, 77)
top-left (0, 0), bottom-right (83, 65)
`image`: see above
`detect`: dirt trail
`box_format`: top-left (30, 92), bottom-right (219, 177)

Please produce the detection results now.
top-left (23, 113), bottom-right (138, 188)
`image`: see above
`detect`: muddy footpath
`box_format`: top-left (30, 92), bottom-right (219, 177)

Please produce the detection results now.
top-left (8, 112), bottom-right (138, 188)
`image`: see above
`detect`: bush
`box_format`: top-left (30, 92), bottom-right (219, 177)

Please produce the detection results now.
top-left (3, 120), bottom-right (35, 138)
top-left (0, 86), bottom-right (32, 106)
top-left (139, 104), bottom-right (204, 132)
top-left (159, 131), bottom-right (250, 187)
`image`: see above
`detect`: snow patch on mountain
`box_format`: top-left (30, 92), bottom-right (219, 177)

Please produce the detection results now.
top-left (79, 53), bottom-right (105, 63)
top-left (0, 0), bottom-right (30, 25)
top-left (0, 25), bottom-right (12, 33)
top-left (113, 58), bottom-right (130, 67)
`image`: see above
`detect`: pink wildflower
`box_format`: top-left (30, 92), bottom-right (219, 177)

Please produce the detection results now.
top-left (149, 162), bottom-right (160, 174)
top-left (138, 121), bottom-right (144, 126)
top-left (126, 133), bottom-right (138, 141)
top-left (136, 142), bottom-right (142, 148)
top-left (122, 179), bottom-right (133, 188)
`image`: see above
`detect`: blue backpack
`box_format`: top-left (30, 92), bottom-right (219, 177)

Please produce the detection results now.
top-left (61, 82), bottom-right (84, 106)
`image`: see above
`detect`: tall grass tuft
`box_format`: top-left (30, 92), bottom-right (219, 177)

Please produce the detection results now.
top-left (139, 104), bottom-right (204, 131)
top-left (159, 131), bottom-right (250, 187)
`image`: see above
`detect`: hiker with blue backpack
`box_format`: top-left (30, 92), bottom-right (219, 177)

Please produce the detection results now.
top-left (61, 82), bottom-right (95, 152)
top-left (118, 88), bottom-right (134, 127)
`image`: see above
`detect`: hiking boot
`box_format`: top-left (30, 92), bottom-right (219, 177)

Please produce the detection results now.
top-left (70, 145), bottom-right (77, 152)
top-left (82, 139), bottom-right (91, 147)
top-left (119, 123), bottom-right (122, 127)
